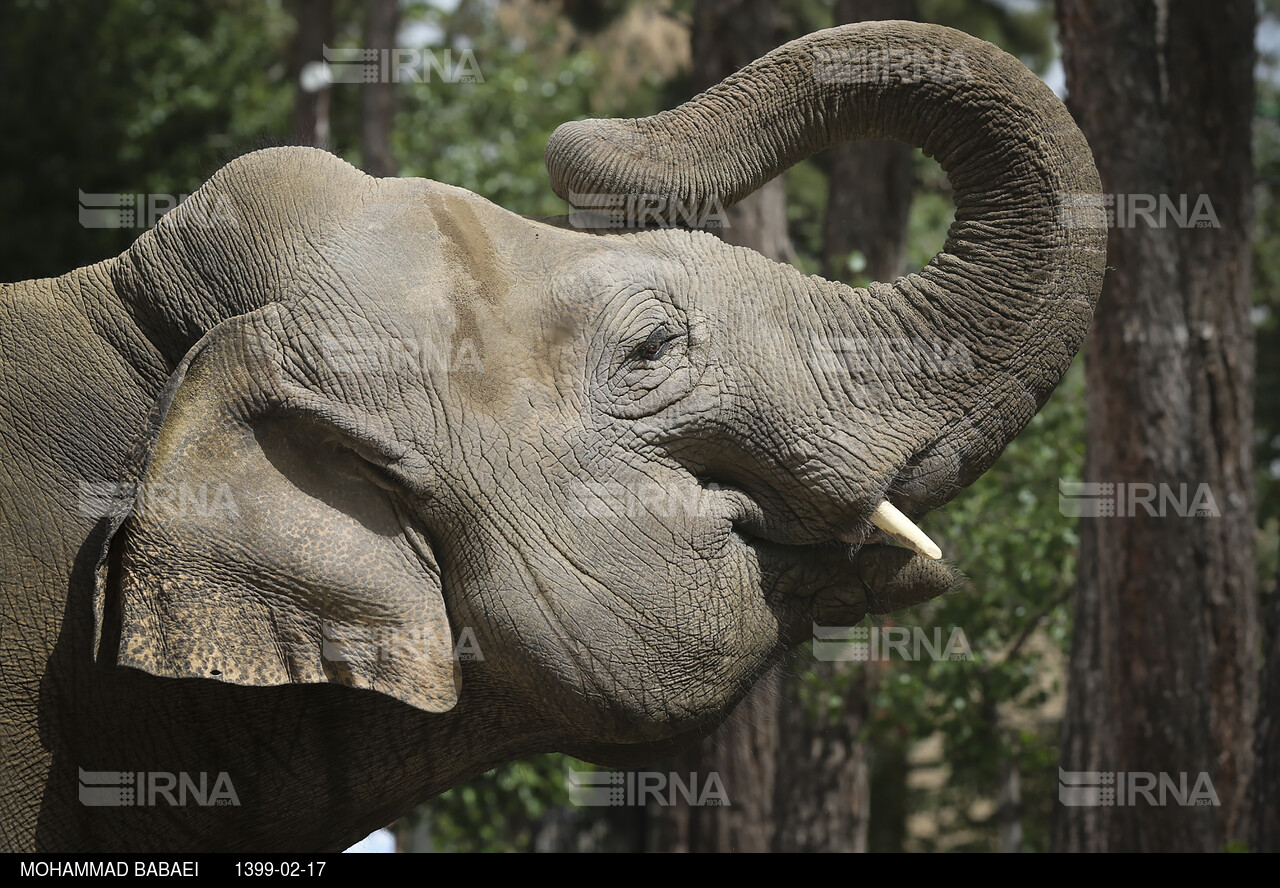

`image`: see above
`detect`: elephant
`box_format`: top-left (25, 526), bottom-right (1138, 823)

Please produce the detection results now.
top-left (0, 21), bottom-right (1105, 851)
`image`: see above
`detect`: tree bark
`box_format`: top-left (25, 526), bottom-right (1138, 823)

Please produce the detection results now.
top-left (822, 0), bottom-right (918, 283)
top-left (984, 685), bottom-right (1022, 853)
top-left (361, 0), bottom-right (399, 177)
top-left (286, 0), bottom-right (334, 147)
top-left (689, 0), bottom-right (795, 264)
top-left (1053, 0), bottom-right (1257, 852)
top-left (773, 661), bottom-right (871, 852)
top-left (646, 0), bottom-right (794, 851)
top-left (1251, 563), bottom-right (1280, 851)
top-left (650, 671), bottom-right (781, 852)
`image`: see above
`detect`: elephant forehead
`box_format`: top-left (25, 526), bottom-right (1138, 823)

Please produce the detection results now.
top-left (283, 182), bottom-right (720, 420)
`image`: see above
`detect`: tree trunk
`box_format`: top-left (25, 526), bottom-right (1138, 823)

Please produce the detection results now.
top-left (773, 661), bottom-right (871, 852)
top-left (1053, 0), bottom-right (1257, 852)
top-left (646, 0), bottom-right (793, 851)
top-left (867, 738), bottom-right (909, 851)
top-left (1251, 562), bottom-right (1280, 851)
top-left (286, 0), bottom-right (334, 147)
top-left (650, 671), bottom-right (781, 852)
top-left (985, 688), bottom-right (1022, 853)
top-left (689, 0), bottom-right (795, 264)
top-left (822, 0), bottom-right (918, 283)
top-left (361, 0), bottom-right (399, 177)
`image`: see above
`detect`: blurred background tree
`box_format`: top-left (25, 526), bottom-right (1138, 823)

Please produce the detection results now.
top-left (0, 0), bottom-right (293, 282)
top-left (1054, 0), bottom-right (1258, 852)
top-left (2, 0), bottom-right (1273, 853)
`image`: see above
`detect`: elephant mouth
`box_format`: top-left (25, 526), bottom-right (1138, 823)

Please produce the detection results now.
top-left (723, 492), bottom-right (955, 621)
top-left (723, 486), bottom-right (943, 562)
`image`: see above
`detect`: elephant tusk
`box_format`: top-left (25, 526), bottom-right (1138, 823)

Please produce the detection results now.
top-left (870, 500), bottom-right (943, 561)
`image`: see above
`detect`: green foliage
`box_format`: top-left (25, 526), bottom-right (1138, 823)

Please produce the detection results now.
top-left (918, 0), bottom-right (1056, 75)
top-left (906, 158), bottom-right (955, 269)
top-left (406, 754), bottom-right (572, 852)
top-left (0, 0), bottom-right (293, 281)
top-left (393, 0), bottom-right (667, 217)
top-left (785, 159), bottom-right (830, 277)
top-left (838, 359), bottom-right (1083, 852)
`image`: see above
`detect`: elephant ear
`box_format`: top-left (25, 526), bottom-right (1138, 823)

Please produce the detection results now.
top-left (94, 306), bottom-right (460, 713)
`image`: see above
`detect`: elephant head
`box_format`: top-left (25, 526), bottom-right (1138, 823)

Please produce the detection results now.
top-left (101, 20), bottom-right (1103, 749)
top-left (6, 21), bottom-right (1103, 850)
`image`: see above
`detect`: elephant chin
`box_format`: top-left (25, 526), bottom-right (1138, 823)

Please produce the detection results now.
top-left (803, 542), bottom-right (957, 626)
top-left (843, 545), bottom-right (959, 617)
top-left (547, 545), bottom-right (956, 763)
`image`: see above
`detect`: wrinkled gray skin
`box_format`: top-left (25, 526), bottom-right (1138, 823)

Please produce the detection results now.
top-left (0, 23), bottom-right (1104, 850)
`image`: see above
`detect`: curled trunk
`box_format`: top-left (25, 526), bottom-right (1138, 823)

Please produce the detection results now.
top-left (547, 22), bottom-right (1106, 514)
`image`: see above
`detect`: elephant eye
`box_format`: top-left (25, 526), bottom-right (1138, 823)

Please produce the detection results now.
top-left (631, 324), bottom-right (676, 362)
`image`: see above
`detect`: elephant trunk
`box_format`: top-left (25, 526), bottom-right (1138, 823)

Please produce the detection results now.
top-left (546, 22), bottom-right (1106, 519)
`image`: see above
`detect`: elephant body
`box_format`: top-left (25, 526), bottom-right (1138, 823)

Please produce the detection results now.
top-left (0, 22), bottom-right (1104, 850)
